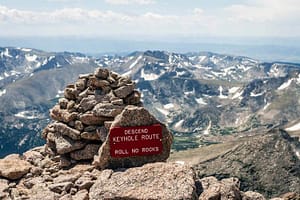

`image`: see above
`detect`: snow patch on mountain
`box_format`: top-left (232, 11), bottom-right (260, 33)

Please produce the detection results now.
top-left (232, 89), bottom-right (244, 99)
top-left (14, 111), bottom-right (40, 119)
top-left (229, 87), bottom-right (240, 94)
top-left (72, 56), bottom-right (89, 64)
top-left (18, 134), bottom-right (29, 147)
top-left (122, 70), bottom-right (132, 76)
top-left (285, 122), bottom-right (300, 131)
top-left (278, 79), bottom-right (292, 90)
top-left (297, 74), bottom-right (300, 84)
top-left (203, 120), bottom-right (211, 135)
top-left (263, 103), bottom-right (271, 111)
top-left (164, 103), bottom-right (174, 109)
top-left (4, 48), bottom-right (12, 58)
top-left (0, 89), bottom-right (6, 96)
top-left (21, 48), bottom-right (32, 52)
top-left (218, 86), bottom-right (228, 99)
top-left (174, 120), bottom-right (184, 128)
top-left (25, 54), bottom-right (37, 62)
top-left (129, 55), bottom-right (142, 69)
top-left (250, 91), bottom-right (264, 97)
top-left (156, 107), bottom-right (169, 116)
top-left (195, 98), bottom-right (207, 105)
top-left (141, 68), bottom-right (160, 81)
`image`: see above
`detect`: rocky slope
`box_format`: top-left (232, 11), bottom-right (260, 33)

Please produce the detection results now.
top-left (170, 129), bottom-right (300, 199)
top-left (0, 142), bottom-right (299, 200)
top-left (1, 48), bottom-right (300, 156)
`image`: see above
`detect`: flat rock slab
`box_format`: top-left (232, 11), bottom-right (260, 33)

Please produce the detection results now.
top-left (93, 105), bottom-right (173, 169)
top-left (0, 154), bottom-right (32, 180)
top-left (89, 162), bottom-right (198, 200)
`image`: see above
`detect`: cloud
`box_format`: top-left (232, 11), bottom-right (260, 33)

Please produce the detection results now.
top-left (0, 2), bottom-right (299, 38)
top-left (105, 0), bottom-right (155, 5)
top-left (225, 0), bottom-right (300, 23)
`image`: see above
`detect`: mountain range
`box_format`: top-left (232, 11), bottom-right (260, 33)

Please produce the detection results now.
top-left (1, 47), bottom-right (300, 157)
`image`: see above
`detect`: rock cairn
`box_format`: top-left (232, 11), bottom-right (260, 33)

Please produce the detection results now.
top-left (42, 67), bottom-right (173, 169)
top-left (42, 68), bottom-right (143, 167)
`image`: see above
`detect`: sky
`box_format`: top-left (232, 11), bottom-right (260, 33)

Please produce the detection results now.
top-left (1, 0), bottom-right (300, 60)
top-left (1, 0), bottom-right (300, 39)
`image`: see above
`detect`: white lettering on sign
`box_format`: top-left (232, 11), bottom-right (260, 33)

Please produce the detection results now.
top-left (132, 148), bottom-right (139, 154)
top-left (142, 147), bottom-right (160, 152)
top-left (124, 128), bottom-right (149, 135)
top-left (141, 134), bottom-right (160, 140)
top-left (112, 135), bottom-right (139, 143)
top-left (115, 149), bottom-right (129, 155)
top-left (110, 124), bottom-right (163, 157)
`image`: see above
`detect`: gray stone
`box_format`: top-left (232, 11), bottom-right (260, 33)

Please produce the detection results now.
top-left (49, 182), bottom-right (73, 193)
top-left (124, 90), bottom-right (141, 105)
top-left (93, 105), bottom-right (173, 169)
top-left (64, 85), bottom-right (79, 100)
top-left (73, 189), bottom-right (89, 200)
top-left (104, 121), bottom-right (113, 129)
top-left (96, 126), bottom-right (108, 142)
top-left (70, 144), bottom-right (100, 161)
top-left (0, 179), bottom-right (9, 193)
top-left (0, 154), bottom-right (32, 180)
top-left (75, 78), bottom-right (87, 91)
top-left (117, 76), bottom-right (132, 87)
top-left (111, 98), bottom-right (123, 105)
top-left (80, 113), bottom-right (113, 125)
top-left (199, 177), bottom-right (242, 200)
top-left (54, 134), bottom-right (86, 154)
top-left (81, 132), bottom-right (101, 141)
top-left (113, 84), bottom-right (135, 98)
top-left (59, 98), bottom-right (69, 109)
top-left (88, 77), bottom-right (110, 89)
top-left (60, 155), bottom-right (72, 168)
top-left (93, 103), bottom-right (124, 117)
top-left (54, 173), bottom-right (81, 184)
top-left (79, 74), bottom-right (91, 79)
top-left (50, 105), bottom-right (78, 123)
top-left (74, 120), bottom-right (84, 131)
top-left (79, 96), bottom-right (97, 112)
top-left (23, 149), bottom-right (45, 166)
top-left (78, 88), bottom-right (89, 99)
top-left (94, 68), bottom-right (109, 79)
top-left (83, 126), bottom-right (97, 132)
top-left (52, 122), bottom-right (81, 140)
top-left (75, 174), bottom-right (95, 190)
top-left (242, 191), bottom-right (266, 200)
top-left (89, 162), bottom-right (197, 200)
top-left (67, 100), bottom-right (76, 110)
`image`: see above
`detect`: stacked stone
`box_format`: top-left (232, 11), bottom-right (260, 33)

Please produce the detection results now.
top-left (42, 68), bottom-right (142, 167)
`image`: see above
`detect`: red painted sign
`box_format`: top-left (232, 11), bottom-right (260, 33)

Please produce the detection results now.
top-left (109, 124), bottom-right (163, 158)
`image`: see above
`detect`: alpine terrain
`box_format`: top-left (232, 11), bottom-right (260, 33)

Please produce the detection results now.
top-left (1, 47), bottom-right (300, 157)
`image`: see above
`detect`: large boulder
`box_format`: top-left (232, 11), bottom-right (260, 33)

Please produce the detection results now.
top-left (0, 154), bottom-right (32, 180)
top-left (199, 177), bottom-right (242, 200)
top-left (89, 162), bottom-right (198, 200)
top-left (93, 105), bottom-right (173, 169)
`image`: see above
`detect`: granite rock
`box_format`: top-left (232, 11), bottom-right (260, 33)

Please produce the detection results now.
top-left (89, 162), bottom-right (198, 200)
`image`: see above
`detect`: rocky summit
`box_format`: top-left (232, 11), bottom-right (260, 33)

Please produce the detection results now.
top-left (0, 148), bottom-right (298, 200)
top-left (42, 67), bottom-right (173, 169)
top-left (0, 58), bottom-right (300, 199)
top-left (194, 129), bottom-right (300, 199)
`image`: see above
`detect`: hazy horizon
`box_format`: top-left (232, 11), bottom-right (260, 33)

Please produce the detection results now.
top-left (1, 0), bottom-right (300, 62)
top-left (2, 36), bottom-right (300, 63)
